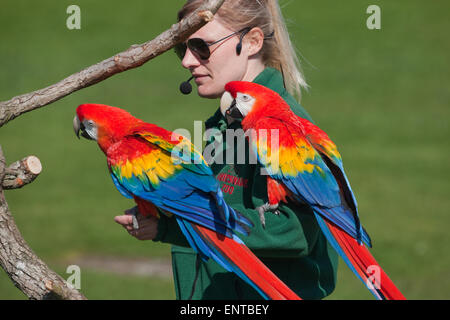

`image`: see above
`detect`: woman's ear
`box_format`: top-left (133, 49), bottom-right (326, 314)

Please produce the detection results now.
top-left (244, 27), bottom-right (265, 56)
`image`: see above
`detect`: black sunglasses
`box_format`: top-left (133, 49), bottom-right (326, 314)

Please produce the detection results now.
top-left (174, 27), bottom-right (251, 60)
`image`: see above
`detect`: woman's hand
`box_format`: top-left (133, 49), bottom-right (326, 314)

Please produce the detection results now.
top-left (114, 209), bottom-right (158, 240)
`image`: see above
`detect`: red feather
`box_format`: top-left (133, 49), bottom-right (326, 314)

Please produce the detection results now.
top-left (134, 197), bottom-right (160, 218)
top-left (194, 224), bottom-right (302, 300)
top-left (267, 177), bottom-right (290, 205)
top-left (325, 220), bottom-right (406, 300)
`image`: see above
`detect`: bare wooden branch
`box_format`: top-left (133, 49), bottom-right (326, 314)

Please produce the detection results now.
top-left (3, 156), bottom-right (42, 190)
top-left (0, 0), bottom-right (224, 128)
top-left (0, 146), bottom-right (86, 299)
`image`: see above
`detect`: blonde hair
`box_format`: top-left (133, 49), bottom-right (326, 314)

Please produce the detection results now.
top-left (178, 0), bottom-right (308, 100)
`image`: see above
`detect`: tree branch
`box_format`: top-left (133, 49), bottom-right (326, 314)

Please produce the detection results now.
top-left (0, 0), bottom-right (224, 128)
top-left (0, 146), bottom-right (86, 299)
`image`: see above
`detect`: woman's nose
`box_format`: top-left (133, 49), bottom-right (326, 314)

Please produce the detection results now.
top-left (181, 48), bottom-right (201, 69)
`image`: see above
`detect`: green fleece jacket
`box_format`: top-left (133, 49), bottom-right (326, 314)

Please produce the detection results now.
top-left (153, 67), bottom-right (338, 299)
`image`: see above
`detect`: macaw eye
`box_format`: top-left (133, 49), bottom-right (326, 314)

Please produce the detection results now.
top-left (241, 95), bottom-right (251, 102)
top-left (87, 120), bottom-right (94, 126)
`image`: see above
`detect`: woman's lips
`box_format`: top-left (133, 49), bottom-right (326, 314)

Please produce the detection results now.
top-left (193, 74), bottom-right (209, 84)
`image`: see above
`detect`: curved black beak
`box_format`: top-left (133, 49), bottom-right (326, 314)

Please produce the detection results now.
top-left (73, 115), bottom-right (81, 139)
top-left (73, 115), bottom-right (92, 140)
top-left (225, 99), bottom-right (243, 124)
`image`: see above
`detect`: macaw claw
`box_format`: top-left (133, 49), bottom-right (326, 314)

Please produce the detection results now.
top-left (256, 202), bottom-right (280, 228)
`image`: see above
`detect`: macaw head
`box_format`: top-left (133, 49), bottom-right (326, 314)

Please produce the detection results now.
top-left (73, 103), bottom-right (142, 152)
top-left (220, 81), bottom-right (290, 126)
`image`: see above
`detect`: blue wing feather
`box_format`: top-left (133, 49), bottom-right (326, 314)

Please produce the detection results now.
top-left (251, 117), bottom-right (369, 245)
top-left (110, 171), bottom-right (133, 199)
top-left (108, 136), bottom-right (253, 240)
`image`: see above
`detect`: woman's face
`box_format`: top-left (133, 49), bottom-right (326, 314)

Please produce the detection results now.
top-left (181, 19), bottom-right (253, 99)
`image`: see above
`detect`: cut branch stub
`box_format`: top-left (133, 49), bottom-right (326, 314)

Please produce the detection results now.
top-left (3, 156), bottom-right (42, 190)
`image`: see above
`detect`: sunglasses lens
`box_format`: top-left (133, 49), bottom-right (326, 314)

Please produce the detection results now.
top-left (188, 38), bottom-right (211, 60)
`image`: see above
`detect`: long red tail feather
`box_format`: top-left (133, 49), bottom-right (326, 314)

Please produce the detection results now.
top-left (326, 221), bottom-right (405, 300)
top-left (196, 224), bottom-right (302, 300)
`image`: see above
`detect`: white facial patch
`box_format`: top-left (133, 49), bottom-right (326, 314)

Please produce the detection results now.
top-left (234, 92), bottom-right (256, 117)
top-left (82, 119), bottom-right (98, 140)
top-left (220, 91), bottom-right (256, 118)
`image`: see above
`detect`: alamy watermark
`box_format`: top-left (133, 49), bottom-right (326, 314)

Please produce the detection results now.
top-left (366, 5), bottom-right (381, 30)
top-left (66, 264), bottom-right (81, 290)
top-left (366, 265), bottom-right (381, 290)
top-left (170, 121), bottom-right (279, 175)
top-left (66, 5), bottom-right (81, 30)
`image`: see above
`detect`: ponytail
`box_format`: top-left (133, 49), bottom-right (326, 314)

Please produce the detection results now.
top-left (264, 0), bottom-right (308, 99)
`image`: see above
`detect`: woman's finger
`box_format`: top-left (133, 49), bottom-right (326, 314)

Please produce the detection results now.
top-left (114, 215), bottom-right (133, 227)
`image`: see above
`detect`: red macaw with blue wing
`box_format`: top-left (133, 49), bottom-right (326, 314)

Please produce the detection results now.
top-left (221, 81), bottom-right (406, 300)
top-left (73, 103), bottom-right (300, 300)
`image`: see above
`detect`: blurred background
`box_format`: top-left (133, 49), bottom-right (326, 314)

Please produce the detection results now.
top-left (0, 0), bottom-right (448, 299)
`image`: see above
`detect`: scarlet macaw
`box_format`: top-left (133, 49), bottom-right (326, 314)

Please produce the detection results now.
top-left (220, 81), bottom-right (406, 300)
top-left (73, 103), bottom-right (300, 300)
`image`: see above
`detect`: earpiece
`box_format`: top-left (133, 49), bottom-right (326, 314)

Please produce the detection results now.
top-left (236, 28), bottom-right (251, 56)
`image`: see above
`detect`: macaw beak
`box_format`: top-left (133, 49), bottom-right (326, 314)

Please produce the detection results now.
top-left (220, 91), bottom-right (243, 125)
top-left (73, 115), bottom-right (81, 139)
top-left (73, 115), bottom-right (92, 140)
top-left (225, 99), bottom-right (244, 122)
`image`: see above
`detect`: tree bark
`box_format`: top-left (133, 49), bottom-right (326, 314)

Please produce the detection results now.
top-left (0, 0), bottom-right (224, 128)
top-left (0, 0), bottom-right (226, 299)
top-left (0, 147), bottom-right (86, 299)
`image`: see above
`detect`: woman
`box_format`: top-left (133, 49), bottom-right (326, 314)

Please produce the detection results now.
top-left (115, 0), bottom-right (338, 299)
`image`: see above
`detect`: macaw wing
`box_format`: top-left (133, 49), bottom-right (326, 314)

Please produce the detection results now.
top-left (108, 133), bottom-right (251, 237)
top-left (133, 124), bottom-right (211, 177)
top-left (132, 125), bottom-right (247, 229)
top-left (250, 117), bottom-right (369, 244)
top-left (110, 168), bottom-right (134, 199)
top-left (251, 117), bottom-right (340, 207)
top-left (300, 118), bottom-right (359, 213)
top-left (298, 118), bottom-right (371, 245)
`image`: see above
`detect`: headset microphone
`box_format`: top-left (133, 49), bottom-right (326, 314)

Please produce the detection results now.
top-left (179, 76), bottom-right (194, 95)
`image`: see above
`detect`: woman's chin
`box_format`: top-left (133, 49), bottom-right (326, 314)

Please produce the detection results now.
top-left (197, 85), bottom-right (223, 99)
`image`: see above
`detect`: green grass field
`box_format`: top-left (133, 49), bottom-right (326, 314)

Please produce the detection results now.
top-left (0, 0), bottom-right (448, 300)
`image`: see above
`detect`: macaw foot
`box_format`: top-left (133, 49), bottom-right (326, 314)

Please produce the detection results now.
top-left (125, 206), bottom-right (140, 230)
top-left (256, 202), bottom-right (280, 228)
